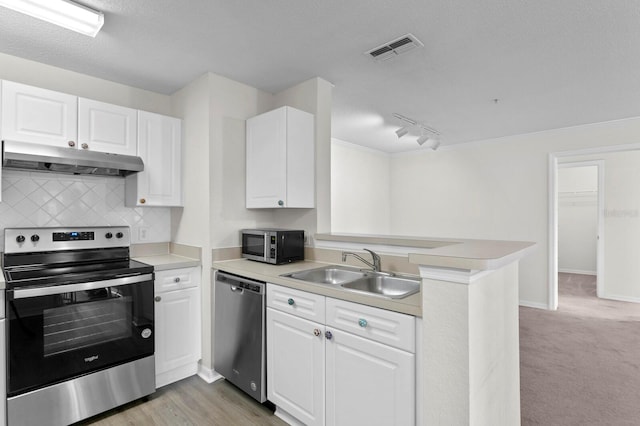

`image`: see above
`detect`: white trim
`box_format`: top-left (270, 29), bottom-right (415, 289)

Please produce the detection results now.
top-left (274, 407), bottom-right (305, 426)
top-left (331, 137), bottom-right (390, 156)
top-left (558, 268), bottom-right (596, 276)
top-left (197, 365), bottom-right (223, 384)
top-left (519, 300), bottom-right (549, 310)
top-left (548, 153), bottom-right (559, 310)
top-left (599, 294), bottom-right (640, 304)
top-left (417, 265), bottom-right (494, 284)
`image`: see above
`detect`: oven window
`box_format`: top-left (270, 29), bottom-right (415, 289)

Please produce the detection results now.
top-left (43, 295), bottom-right (132, 357)
top-left (7, 280), bottom-right (154, 397)
top-left (243, 234), bottom-right (265, 257)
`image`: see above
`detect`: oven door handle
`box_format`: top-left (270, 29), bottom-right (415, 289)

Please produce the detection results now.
top-left (11, 273), bottom-right (154, 299)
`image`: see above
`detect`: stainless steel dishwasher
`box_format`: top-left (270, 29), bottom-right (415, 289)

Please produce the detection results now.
top-left (214, 271), bottom-right (266, 402)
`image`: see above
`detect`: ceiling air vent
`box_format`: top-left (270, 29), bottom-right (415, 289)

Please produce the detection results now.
top-left (366, 33), bottom-right (424, 61)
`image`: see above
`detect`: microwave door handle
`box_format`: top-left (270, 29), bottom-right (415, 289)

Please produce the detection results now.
top-left (264, 233), bottom-right (270, 261)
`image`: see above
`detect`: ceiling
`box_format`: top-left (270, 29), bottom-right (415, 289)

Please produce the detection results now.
top-left (0, 0), bottom-right (639, 153)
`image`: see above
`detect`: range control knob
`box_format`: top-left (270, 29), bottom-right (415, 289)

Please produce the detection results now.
top-left (16, 235), bottom-right (25, 243)
top-left (105, 232), bottom-right (113, 239)
top-left (30, 234), bottom-right (40, 242)
top-left (116, 232), bottom-right (124, 239)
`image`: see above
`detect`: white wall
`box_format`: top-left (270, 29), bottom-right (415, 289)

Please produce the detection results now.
top-left (557, 166), bottom-right (598, 274)
top-left (272, 77), bottom-right (334, 237)
top-left (387, 117), bottom-right (640, 308)
top-left (331, 138), bottom-right (391, 234)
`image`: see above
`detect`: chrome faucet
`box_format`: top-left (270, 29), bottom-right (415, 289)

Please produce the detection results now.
top-left (342, 248), bottom-right (381, 272)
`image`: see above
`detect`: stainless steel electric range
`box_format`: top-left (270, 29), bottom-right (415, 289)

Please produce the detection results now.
top-left (2, 226), bottom-right (155, 426)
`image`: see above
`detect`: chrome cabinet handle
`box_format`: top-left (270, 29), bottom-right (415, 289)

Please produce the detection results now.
top-left (174, 277), bottom-right (180, 283)
top-left (325, 331), bottom-right (333, 340)
top-left (81, 143), bottom-right (89, 149)
top-left (287, 298), bottom-right (295, 306)
top-left (313, 329), bottom-right (321, 337)
top-left (358, 319), bottom-right (368, 328)
top-left (68, 141), bottom-right (76, 147)
top-left (154, 296), bottom-right (161, 302)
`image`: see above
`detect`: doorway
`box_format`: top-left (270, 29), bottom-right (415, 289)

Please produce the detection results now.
top-left (556, 162), bottom-right (603, 308)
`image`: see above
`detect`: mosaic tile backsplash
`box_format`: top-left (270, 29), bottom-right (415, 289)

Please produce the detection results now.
top-left (0, 170), bottom-right (171, 250)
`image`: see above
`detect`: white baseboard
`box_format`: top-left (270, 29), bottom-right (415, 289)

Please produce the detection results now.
top-left (519, 300), bottom-right (549, 310)
top-left (600, 294), bottom-right (640, 304)
top-left (558, 268), bottom-right (596, 275)
top-left (197, 364), bottom-right (223, 384)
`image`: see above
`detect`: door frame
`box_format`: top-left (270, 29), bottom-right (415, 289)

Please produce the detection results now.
top-left (548, 143), bottom-right (640, 310)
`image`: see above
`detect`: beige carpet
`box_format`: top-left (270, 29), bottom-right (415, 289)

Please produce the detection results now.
top-left (520, 273), bottom-right (640, 425)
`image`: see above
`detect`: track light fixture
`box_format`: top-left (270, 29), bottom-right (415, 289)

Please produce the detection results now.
top-left (392, 112), bottom-right (442, 149)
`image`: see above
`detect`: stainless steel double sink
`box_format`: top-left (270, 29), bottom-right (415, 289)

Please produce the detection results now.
top-left (281, 265), bottom-right (420, 299)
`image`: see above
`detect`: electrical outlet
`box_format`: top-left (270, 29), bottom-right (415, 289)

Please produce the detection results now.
top-left (138, 226), bottom-right (149, 241)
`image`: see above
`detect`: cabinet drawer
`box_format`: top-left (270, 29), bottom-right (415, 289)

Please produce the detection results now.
top-left (326, 298), bottom-right (415, 353)
top-left (267, 283), bottom-right (325, 323)
top-left (155, 267), bottom-right (200, 293)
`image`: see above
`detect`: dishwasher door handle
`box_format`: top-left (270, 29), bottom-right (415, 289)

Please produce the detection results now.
top-left (230, 285), bottom-right (244, 294)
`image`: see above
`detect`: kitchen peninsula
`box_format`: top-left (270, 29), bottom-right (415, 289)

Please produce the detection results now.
top-left (214, 233), bottom-right (534, 425)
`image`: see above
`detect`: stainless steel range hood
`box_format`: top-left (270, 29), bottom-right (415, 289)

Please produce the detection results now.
top-left (2, 140), bottom-right (144, 177)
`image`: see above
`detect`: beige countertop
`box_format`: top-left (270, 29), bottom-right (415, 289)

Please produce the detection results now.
top-left (0, 273), bottom-right (4, 290)
top-left (134, 254), bottom-right (201, 271)
top-left (315, 233), bottom-right (535, 271)
top-left (212, 258), bottom-right (422, 317)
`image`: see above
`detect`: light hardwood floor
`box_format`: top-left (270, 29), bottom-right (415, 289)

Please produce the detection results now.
top-left (78, 377), bottom-right (287, 426)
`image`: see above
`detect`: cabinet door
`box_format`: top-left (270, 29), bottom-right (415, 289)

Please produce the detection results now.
top-left (326, 328), bottom-right (415, 426)
top-left (285, 107), bottom-right (315, 208)
top-left (1, 80), bottom-right (77, 147)
top-left (127, 111), bottom-right (182, 206)
top-left (155, 287), bottom-right (200, 377)
top-left (267, 307), bottom-right (325, 426)
top-left (246, 107), bottom-right (287, 208)
top-left (78, 98), bottom-right (137, 155)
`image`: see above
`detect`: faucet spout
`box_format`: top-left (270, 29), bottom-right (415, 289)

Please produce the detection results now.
top-left (342, 248), bottom-right (382, 272)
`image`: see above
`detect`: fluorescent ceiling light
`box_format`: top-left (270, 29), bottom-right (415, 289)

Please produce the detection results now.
top-left (0, 0), bottom-right (105, 37)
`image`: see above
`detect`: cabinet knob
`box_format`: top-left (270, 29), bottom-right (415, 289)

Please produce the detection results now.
top-left (154, 296), bottom-right (161, 302)
top-left (81, 143), bottom-right (89, 149)
top-left (278, 200), bottom-right (284, 207)
top-left (313, 329), bottom-right (321, 337)
top-left (358, 318), bottom-right (368, 328)
top-left (68, 141), bottom-right (76, 147)
top-left (325, 331), bottom-right (333, 340)
top-left (174, 277), bottom-right (181, 283)
top-left (140, 198), bottom-right (146, 204)
top-left (287, 298), bottom-right (295, 306)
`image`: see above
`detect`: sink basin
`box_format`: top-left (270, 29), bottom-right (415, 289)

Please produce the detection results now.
top-left (341, 275), bottom-right (420, 299)
top-left (282, 266), bottom-right (366, 285)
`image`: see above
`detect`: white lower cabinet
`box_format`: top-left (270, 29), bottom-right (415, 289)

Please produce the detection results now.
top-left (267, 308), bottom-right (325, 426)
top-left (266, 284), bottom-right (415, 426)
top-left (154, 267), bottom-right (201, 388)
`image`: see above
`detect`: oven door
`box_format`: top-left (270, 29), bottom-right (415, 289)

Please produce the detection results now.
top-left (6, 274), bottom-right (154, 397)
top-left (241, 231), bottom-right (271, 263)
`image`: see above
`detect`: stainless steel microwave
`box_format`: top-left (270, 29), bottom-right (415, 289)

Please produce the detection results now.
top-left (241, 229), bottom-right (305, 264)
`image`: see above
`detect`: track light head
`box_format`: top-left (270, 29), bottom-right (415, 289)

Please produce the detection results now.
top-left (395, 126), bottom-right (409, 138)
top-left (430, 140), bottom-right (441, 151)
top-left (416, 134), bottom-right (430, 145)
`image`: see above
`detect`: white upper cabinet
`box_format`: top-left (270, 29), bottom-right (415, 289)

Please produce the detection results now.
top-left (125, 111), bottom-right (182, 207)
top-left (246, 106), bottom-right (314, 208)
top-left (1, 80), bottom-right (77, 147)
top-left (78, 98), bottom-right (137, 155)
